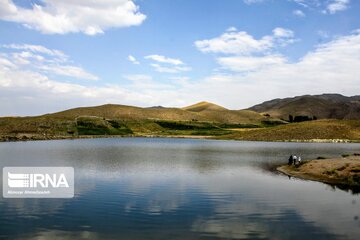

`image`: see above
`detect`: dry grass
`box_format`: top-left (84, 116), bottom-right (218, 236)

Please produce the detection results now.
top-left (219, 119), bottom-right (360, 141)
top-left (249, 94), bottom-right (360, 120)
top-left (182, 101), bottom-right (228, 112)
top-left (0, 103), bottom-right (269, 138)
top-left (47, 103), bottom-right (267, 124)
top-left (1, 103), bottom-right (358, 142)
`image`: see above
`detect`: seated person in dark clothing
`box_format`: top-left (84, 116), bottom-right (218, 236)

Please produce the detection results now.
top-left (288, 155), bottom-right (293, 165)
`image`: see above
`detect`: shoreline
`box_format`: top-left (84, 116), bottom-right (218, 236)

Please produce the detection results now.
top-left (0, 134), bottom-right (359, 143)
top-left (277, 155), bottom-right (360, 192)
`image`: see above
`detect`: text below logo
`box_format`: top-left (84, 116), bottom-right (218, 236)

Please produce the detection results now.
top-left (3, 167), bottom-right (74, 198)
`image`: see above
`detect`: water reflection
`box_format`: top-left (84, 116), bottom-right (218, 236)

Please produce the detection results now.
top-left (0, 138), bottom-right (359, 239)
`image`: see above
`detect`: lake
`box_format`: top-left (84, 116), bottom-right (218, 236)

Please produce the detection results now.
top-left (0, 137), bottom-right (360, 239)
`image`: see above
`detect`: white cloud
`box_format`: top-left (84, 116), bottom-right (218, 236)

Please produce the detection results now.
top-left (11, 51), bottom-right (48, 65)
top-left (292, 0), bottom-right (321, 8)
top-left (195, 27), bottom-right (295, 55)
top-left (191, 29), bottom-right (360, 108)
top-left (145, 55), bottom-right (184, 65)
top-left (243, 0), bottom-right (265, 4)
top-left (128, 55), bottom-right (140, 64)
top-left (292, 0), bottom-right (350, 14)
top-left (242, 0), bottom-right (349, 15)
top-left (195, 31), bottom-right (271, 55)
top-left (217, 55), bottom-right (287, 72)
top-left (150, 63), bottom-right (191, 73)
top-left (1, 44), bottom-right (98, 80)
top-left (39, 65), bottom-right (99, 81)
top-left (226, 27), bottom-right (238, 32)
top-left (124, 74), bottom-right (175, 90)
top-left (0, 46), bottom-right (188, 115)
top-left (170, 76), bottom-right (191, 86)
top-left (3, 44), bottom-right (66, 58)
top-left (293, 9), bottom-right (306, 17)
top-left (325, 0), bottom-right (350, 14)
top-left (124, 74), bottom-right (152, 82)
top-left (1, 31), bottom-right (360, 115)
top-left (0, 0), bottom-right (146, 35)
top-left (195, 27), bottom-right (295, 73)
top-left (272, 27), bottom-right (294, 38)
top-left (0, 56), bottom-right (16, 69)
top-left (0, 59), bottom-right (156, 115)
top-left (144, 54), bottom-right (191, 73)
top-left (317, 30), bottom-right (330, 39)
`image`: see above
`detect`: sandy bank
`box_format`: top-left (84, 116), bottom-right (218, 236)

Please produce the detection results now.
top-left (277, 155), bottom-right (360, 190)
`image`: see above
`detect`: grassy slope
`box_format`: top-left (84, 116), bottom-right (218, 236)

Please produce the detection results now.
top-left (218, 119), bottom-right (360, 141)
top-left (182, 101), bottom-right (228, 112)
top-left (249, 94), bottom-right (360, 120)
top-left (1, 102), bottom-right (359, 142)
top-left (47, 103), bottom-right (265, 124)
top-left (258, 97), bottom-right (331, 119)
top-left (0, 103), bottom-right (273, 140)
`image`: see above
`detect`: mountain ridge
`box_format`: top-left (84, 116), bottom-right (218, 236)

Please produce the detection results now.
top-left (248, 93), bottom-right (360, 120)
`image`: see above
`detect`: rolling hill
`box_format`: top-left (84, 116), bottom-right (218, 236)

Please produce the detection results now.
top-left (48, 102), bottom-right (266, 124)
top-left (219, 120), bottom-right (360, 142)
top-left (182, 101), bottom-right (228, 112)
top-left (0, 101), bottom-right (280, 141)
top-left (248, 94), bottom-right (360, 120)
top-left (1, 95), bottom-right (359, 142)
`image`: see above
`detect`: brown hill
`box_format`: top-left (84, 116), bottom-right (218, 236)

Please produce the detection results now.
top-left (219, 120), bottom-right (360, 142)
top-left (47, 103), bottom-right (263, 124)
top-left (182, 101), bottom-right (228, 112)
top-left (0, 102), bottom-right (276, 141)
top-left (248, 94), bottom-right (360, 120)
top-left (1, 101), bottom-right (358, 142)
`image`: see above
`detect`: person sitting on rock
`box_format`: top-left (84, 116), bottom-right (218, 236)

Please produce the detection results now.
top-left (294, 155), bottom-right (302, 166)
top-left (293, 155), bottom-right (297, 165)
top-left (288, 155), bottom-right (294, 165)
top-left (297, 156), bottom-right (302, 165)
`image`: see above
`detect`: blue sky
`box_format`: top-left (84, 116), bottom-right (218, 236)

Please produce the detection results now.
top-left (0, 0), bottom-right (360, 115)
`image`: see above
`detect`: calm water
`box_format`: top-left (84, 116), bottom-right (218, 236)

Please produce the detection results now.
top-left (0, 138), bottom-right (360, 239)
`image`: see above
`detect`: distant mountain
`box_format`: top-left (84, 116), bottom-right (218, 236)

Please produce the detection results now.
top-left (248, 94), bottom-right (360, 120)
top-left (182, 101), bottom-right (228, 112)
top-left (147, 106), bottom-right (165, 109)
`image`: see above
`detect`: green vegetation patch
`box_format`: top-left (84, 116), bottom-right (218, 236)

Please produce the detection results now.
top-left (261, 120), bottom-right (287, 127)
top-left (76, 116), bottom-right (133, 135)
top-left (154, 120), bottom-right (219, 130)
top-left (218, 123), bottom-right (260, 128)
